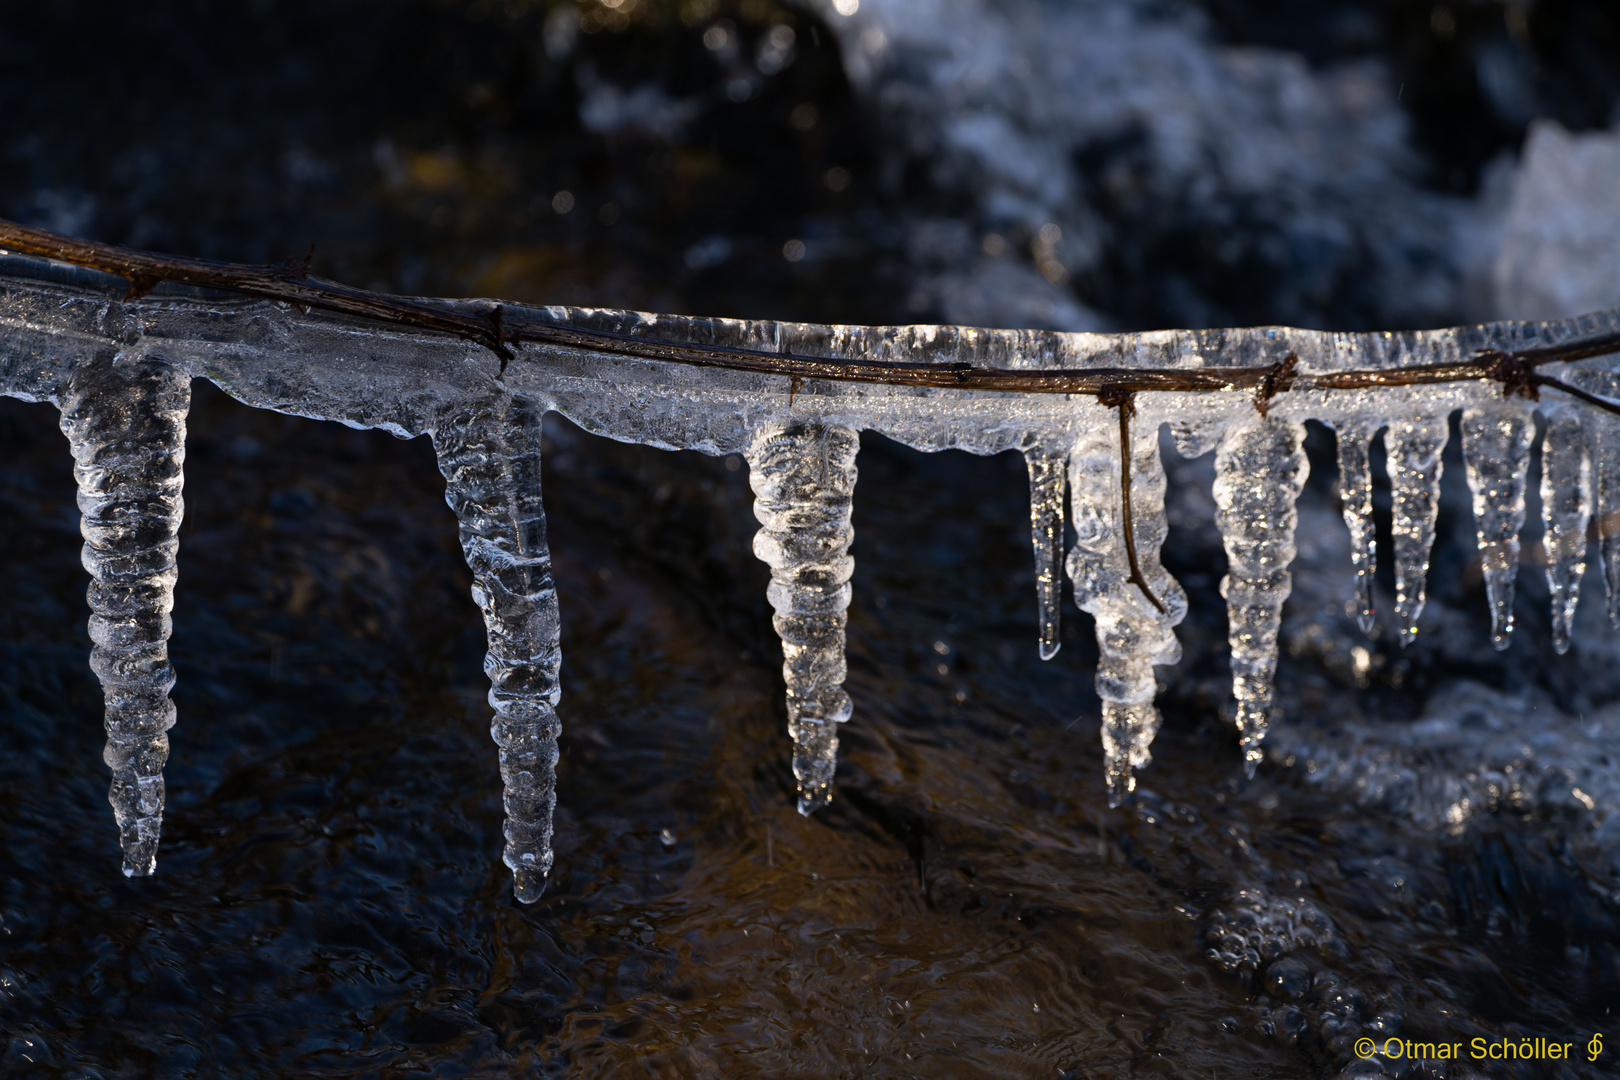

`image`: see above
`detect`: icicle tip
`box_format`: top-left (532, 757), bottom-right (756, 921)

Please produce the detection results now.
top-left (512, 866), bottom-right (547, 904)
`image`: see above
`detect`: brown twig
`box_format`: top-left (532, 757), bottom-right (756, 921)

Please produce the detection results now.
top-left (1098, 390), bottom-right (1166, 614)
top-left (10, 218), bottom-right (1619, 619)
top-left (1474, 348), bottom-right (1539, 401)
top-left (1253, 353), bottom-right (1298, 416)
top-left (1529, 373), bottom-right (1620, 415)
top-left (2, 218), bottom-right (1619, 416)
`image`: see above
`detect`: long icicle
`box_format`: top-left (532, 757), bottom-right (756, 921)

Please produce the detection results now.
top-left (1024, 443), bottom-right (1067, 660)
top-left (748, 421), bottom-right (858, 815)
top-left (1387, 416), bottom-right (1449, 646)
top-left (1068, 399), bottom-right (1186, 805)
top-left (1541, 409), bottom-right (1592, 654)
top-left (59, 347), bottom-right (190, 877)
top-left (1334, 420), bottom-right (1378, 636)
top-left (1593, 412), bottom-right (1620, 627)
top-left (1461, 404), bottom-right (1534, 650)
top-left (1212, 417), bottom-right (1308, 778)
top-left (434, 396), bottom-right (561, 903)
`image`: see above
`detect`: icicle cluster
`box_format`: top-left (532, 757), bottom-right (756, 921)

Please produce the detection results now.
top-left (2, 257), bottom-right (1619, 899)
top-left (58, 347), bottom-right (190, 877)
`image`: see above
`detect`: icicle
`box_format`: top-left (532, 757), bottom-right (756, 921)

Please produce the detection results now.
top-left (1386, 417), bottom-right (1449, 646)
top-left (1589, 414), bottom-right (1620, 627)
top-left (1024, 444), bottom-right (1066, 659)
top-left (1212, 418), bottom-right (1307, 778)
top-left (1066, 410), bottom-right (1186, 806)
top-left (59, 349), bottom-right (190, 877)
top-left (434, 396), bottom-right (560, 904)
top-left (1334, 420), bottom-right (1378, 636)
top-left (1461, 405), bottom-right (1534, 650)
top-left (1540, 410), bottom-right (1592, 654)
top-left (748, 422), bottom-right (858, 815)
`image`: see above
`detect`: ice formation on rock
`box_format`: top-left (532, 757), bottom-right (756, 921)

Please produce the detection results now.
top-left (2, 254), bottom-right (1619, 899)
top-left (810, 0), bottom-right (1466, 331)
top-left (1493, 120), bottom-right (1620, 322)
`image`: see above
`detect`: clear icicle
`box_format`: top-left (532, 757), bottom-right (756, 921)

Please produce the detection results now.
top-left (1334, 421), bottom-right (1378, 636)
top-left (1386, 417), bottom-right (1449, 646)
top-left (1066, 414), bottom-right (1186, 806)
top-left (1589, 414), bottom-right (1620, 627)
top-left (1024, 444), bottom-right (1066, 660)
top-left (59, 350), bottom-right (190, 877)
top-left (748, 422), bottom-right (858, 815)
top-left (434, 397), bottom-right (561, 904)
top-left (1212, 418), bottom-right (1307, 779)
top-left (1540, 410), bottom-right (1592, 654)
top-left (1461, 405), bottom-right (1534, 651)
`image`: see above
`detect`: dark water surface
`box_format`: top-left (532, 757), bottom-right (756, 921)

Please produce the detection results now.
top-left (4, 1), bottom-right (1620, 1076)
top-left (4, 387), bottom-right (1619, 1077)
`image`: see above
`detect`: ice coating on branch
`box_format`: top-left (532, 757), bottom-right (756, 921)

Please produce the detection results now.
top-left (59, 348), bottom-right (189, 877)
top-left (1387, 417), bottom-right (1449, 646)
top-left (1213, 418), bottom-right (1307, 778)
top-left (5, 256), bottom-right (1620, 882)
top-left (1540, 410), bottom-right (1592, 654)
top-left (1066, 411), bottom-right (1186, 805)
top-left (434, 397), bottom-right (561, 904)
top-left (1024, 444), bottom-right (1066, 660)
top-left (1461, 405), bottom-right (1534, 651)
top-left (1333, 421), bottom-right (1377, 636)
top-left (748, 422), bottom-right (858, 815)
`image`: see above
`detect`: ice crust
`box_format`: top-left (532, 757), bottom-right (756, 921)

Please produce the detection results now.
top-left (2, 256), bottom-right (1619, 899)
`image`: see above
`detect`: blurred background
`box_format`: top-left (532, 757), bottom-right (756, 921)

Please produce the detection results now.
top-left (3, 0), bottom-right (1620, 1076)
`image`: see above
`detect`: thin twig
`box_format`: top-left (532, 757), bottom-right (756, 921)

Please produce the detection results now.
top-left (1530, 374), bottom-right (1620, 417)
top-left (1099, 391), bottom-right (1166, 614)
top-left (11, 219), bottom-right (1617, 621)
top-left (2, 218), bottom-right (1618, 407)
top-left (1253, 353), bottom-right (1299, 416)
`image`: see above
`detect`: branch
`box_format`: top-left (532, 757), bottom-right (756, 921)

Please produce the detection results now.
top-left (2, 218), bottom-right (1618, 409)
top-left (1098, 390), bottom-right (1166, 614)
